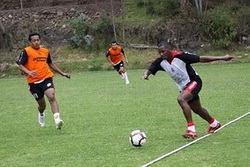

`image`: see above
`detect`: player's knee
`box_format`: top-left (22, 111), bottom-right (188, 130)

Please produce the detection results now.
top-left (177, 96), bottom-right (187, 105)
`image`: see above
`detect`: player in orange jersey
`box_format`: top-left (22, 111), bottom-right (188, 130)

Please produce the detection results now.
top-left (16, 32), bottom-right (70, 129)
top-left (105, 41), bottom-right (129, 84)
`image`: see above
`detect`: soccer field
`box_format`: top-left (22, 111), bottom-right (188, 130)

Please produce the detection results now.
top-left (0, 63), bottom-right (250, 167)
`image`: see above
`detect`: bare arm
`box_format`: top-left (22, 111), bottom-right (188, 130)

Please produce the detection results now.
top-left (121, 50), bottom-right (128, 64)
top-left (106, 56), bottom-right (114, 65)
top-left (48, 63), bottom-right (70, 79)
top-left (199, 55), bottom-right (233, 63)
top-left (17, 64), bottom-right (37, 77)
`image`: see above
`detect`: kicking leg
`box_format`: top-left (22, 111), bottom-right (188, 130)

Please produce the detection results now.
top-left (45, 88), bottom-right (63, 129)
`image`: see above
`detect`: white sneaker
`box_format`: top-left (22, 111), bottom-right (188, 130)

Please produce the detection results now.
top-left (38, 112), bottom-right (45, 127)
top-left (55, 119), bottom-right (63, 130)
top-left (126, 80), bottom-right (130, 84)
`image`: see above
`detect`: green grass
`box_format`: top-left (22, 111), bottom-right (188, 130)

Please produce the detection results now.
top-left (0, 63), bottom-right (250, 167)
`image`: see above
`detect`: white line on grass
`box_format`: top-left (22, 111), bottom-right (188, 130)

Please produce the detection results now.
top-left (141, 111), bottom-right (250, 167)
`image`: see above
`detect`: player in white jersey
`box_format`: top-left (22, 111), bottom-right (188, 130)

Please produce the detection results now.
top-left (142, 41), bottom-right (233, 139)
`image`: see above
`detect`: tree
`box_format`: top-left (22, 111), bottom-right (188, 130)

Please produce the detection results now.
top-left (194, 0), bottom-right (203, 15)
top-left (110, 0), bottom-right (117, 42)
top-left (20, 0), bottom-right (23, 9)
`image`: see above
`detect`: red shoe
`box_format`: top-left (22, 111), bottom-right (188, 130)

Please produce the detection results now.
top-left (182, 130), bottom-right (198, 139)
top-left (207, 123), bottom-right (221, 134)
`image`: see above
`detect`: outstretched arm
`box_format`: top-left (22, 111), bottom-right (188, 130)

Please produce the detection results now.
top-left (49, 63), bottom-right (70, 79)
top-left (141, 70), bottom-right (152, 80)
top-left (199, 54), bottom-right (233, 63)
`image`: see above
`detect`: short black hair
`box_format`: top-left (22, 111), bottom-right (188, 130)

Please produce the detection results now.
top-left (111, 41), bottom-right (117, 44)
top-left (157, 41), bottom-right (173, 49)
top-left (28, 33), bottom-right (40, 41)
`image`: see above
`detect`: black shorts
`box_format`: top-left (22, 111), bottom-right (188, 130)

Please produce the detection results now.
top-left (113, 61), bottom-right (124, 72)
top-left (183, 80), bottom-right (202, 104)
top-left (29, 78), bottom-right (54, 101)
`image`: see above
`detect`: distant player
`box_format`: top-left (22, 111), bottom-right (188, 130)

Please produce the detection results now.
top-left (16, 32), bottom-right (70, 129)
top-left (141, 41), bottom-right (233, 139)
top-left (105, 41), bottom-right (129, 84)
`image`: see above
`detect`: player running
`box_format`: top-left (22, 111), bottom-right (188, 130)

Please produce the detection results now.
top-left (141, 41), bottom-right (233, 139)
top-left (105, 41), bottom-right (129, 84)
top-left (16, 32), bottom-right (70, 129)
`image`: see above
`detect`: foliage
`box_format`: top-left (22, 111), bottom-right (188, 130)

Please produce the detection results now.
top-left (70, 13), bottom-right (94, 50)
top-left (70, 13), bottom-right (114, 51)
top-left (201, 6), bottom-right (237, 49)
top-left (136, 0), bottom-right (180, 17)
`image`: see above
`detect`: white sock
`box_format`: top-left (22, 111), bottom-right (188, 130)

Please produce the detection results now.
top-left (210, 119), bottom-right (219, 127)
top-left (53, 112), bottom-right (60, 122)
top-left (124, 72), bottom-right (129, 83)
top-left (188, 125), bottom-right (196, 132)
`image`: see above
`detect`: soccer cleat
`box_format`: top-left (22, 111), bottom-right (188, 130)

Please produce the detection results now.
top-left (126, 80), bottom-right (130, 84)
top-left (207, 123), bottom-right (221, 134)
top-left (38, 112), bottom-right (45, 127)
top-left (55, 119), bottom-right (63, 130)
top-left (182, 130), bottom-right (198, 139)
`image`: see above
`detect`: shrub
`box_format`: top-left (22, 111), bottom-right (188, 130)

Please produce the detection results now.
top-left (70, 13), bottom-right (94, 50)
top-left (202, 6), bottom-right (237, 49)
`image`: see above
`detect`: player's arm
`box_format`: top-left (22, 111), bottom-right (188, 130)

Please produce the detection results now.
top-left (47, 54), bottom-right (70, 79)
top-left (121, 48), bottom-right (128, 63)
top-left (105, 51), bottom-right (114, 65)
top-left (16, 50), bottom-right (37, 77)
top-left (141, 70), bottom-right (152, 80)
top-left (199, 55), bottom-right (233, 63)
top-left (141, 57), bottom-right (163, 80)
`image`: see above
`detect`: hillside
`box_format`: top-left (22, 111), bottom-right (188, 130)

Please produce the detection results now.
top-left (0, 0), bottom-right (122, 50)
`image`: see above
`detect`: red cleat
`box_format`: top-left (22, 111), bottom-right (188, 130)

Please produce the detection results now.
top-left (207, 123), bottom-right (221, 134)
top-left (182, 130), bottom-right (198, 139)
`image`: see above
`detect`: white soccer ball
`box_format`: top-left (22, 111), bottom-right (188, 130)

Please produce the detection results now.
top-left (129, 130), bottom-right (147, 147)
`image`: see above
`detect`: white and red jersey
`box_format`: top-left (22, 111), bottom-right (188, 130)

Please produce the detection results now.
top-left (148, 51), bottom-right (202, 91)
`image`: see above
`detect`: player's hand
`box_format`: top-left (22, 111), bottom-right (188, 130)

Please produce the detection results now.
top-left (141, 74), bottom-right (149, 80)
top-left (223, 54), bottom-right (234, 61)
top-left (28, 71), bottom-right (37, 77)
top-left (141, 70), bottom-right (151, 80)
top-left (62, 73), bottom-right (71, 79)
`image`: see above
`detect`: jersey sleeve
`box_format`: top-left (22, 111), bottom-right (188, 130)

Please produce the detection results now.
top-left (176, 52), bottom-right (200, 64)
top-left (105, 51), bottom-right (110, 57)
top-left (47, 53), bottom-right (52, 64)
top-left (121, 48), bottom-right (125, 54)
top-left (16, 50), bottom-right (28, 65)
top-left (148, 57), bottom-right (164, 75)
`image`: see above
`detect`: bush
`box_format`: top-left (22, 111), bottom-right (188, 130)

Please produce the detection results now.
top-left (136, 0), bottom-right (180, 17)
top-left (70, 13), bottom-right (114, 51)
top-left (70, 13), bottom-right (94, 50)
top-left (202, 6), bottom-right (237, 49)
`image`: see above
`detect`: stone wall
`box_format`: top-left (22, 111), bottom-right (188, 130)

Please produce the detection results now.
top-left (0, 1), bottom-right (122, 50)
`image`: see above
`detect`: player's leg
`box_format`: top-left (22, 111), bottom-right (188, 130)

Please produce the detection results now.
top-left (37, 97), bottom-right (46, 127)
top-left (44, 87), bottom-right (63, 129)
top-left (177, 90), bottom-right (197, 139)
top-left (189, 100), bottom-right (221, 134)
top-left (119, 62), bottom-right (129, 84)
top-left (43, 78), bottom-right (63, 129)
top-left (29, 83), bottom-right (46, 127)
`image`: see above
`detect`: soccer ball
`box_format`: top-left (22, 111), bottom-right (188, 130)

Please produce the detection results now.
top-left (129, 130), bottom-right (147, 147)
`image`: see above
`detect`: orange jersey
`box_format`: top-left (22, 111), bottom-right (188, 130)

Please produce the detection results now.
top-left (107, 46), bottom-right (124, 65)
top-left (23, 46), bottom-right (54, 83)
